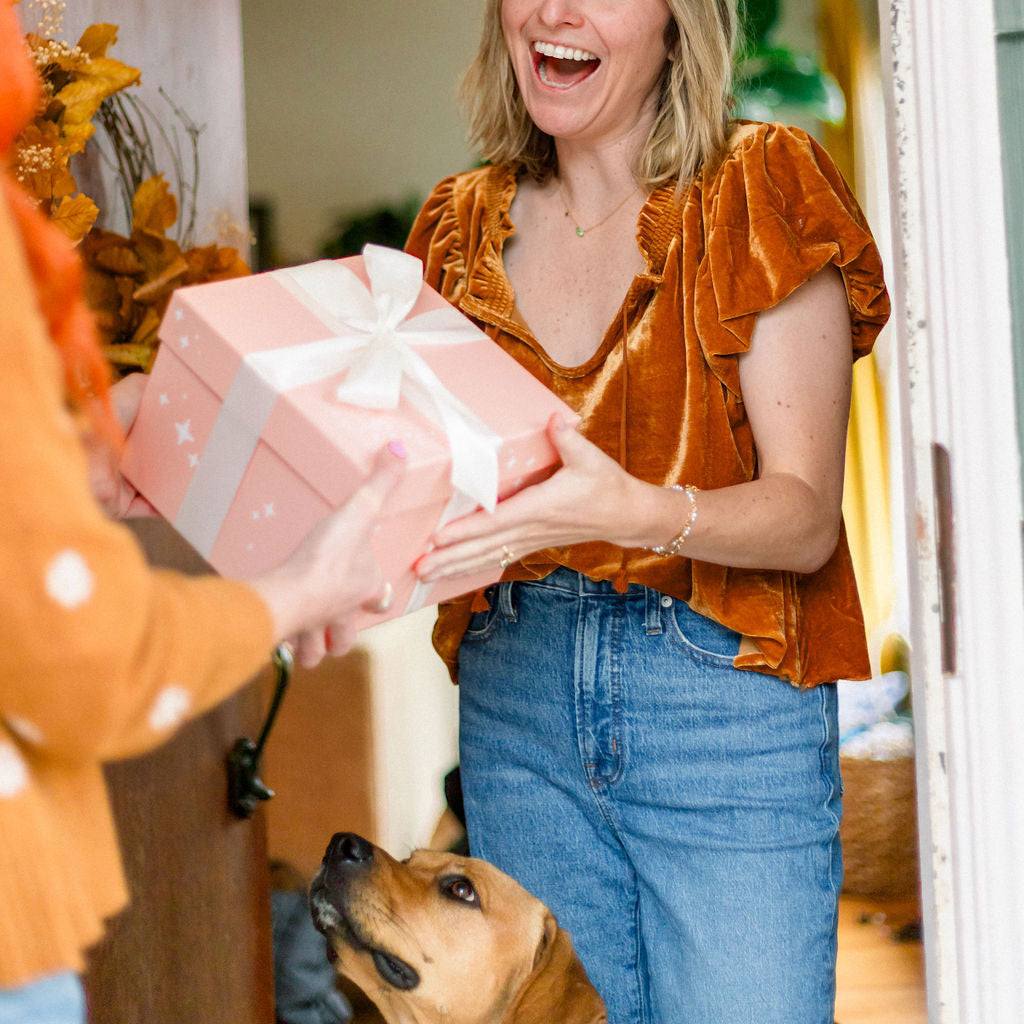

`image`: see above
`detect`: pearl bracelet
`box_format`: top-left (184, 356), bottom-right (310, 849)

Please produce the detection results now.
top-left (649, 484), bottom-right (699, 557)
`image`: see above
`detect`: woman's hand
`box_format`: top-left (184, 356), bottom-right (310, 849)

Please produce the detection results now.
top-left (86, 372), bottom-right (158, 518)
top-left (416, 415), bottom-right (645, 583)
top-left (249, 444), bottom-right (406, 666)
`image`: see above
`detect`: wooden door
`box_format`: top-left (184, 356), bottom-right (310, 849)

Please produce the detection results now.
top-left (83, 521), bottom-right (275, 1024)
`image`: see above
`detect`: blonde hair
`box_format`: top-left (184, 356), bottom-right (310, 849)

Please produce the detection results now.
top-left (461, 0), bottom-right (739, 191)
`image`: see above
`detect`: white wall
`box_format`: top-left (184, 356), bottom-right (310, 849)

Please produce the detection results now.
top-left (35, 0), bottom-right (251, 250)
top-left (363, 610), bottom-right (460, 856)
top-left (240, 0), bottom-right (485, 264)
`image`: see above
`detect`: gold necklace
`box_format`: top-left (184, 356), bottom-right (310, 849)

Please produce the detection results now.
top-left (556, 179), bottom-right (636, 237)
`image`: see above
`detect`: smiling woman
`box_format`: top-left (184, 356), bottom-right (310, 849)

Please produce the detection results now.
top-left (403, 0), bottom-right (890, 1021)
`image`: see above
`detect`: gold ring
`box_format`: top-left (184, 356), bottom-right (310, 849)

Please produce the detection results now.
top-left (366, 581), bottom-right (393, 614)
top-left (499, 545), bottom-right (514, 569)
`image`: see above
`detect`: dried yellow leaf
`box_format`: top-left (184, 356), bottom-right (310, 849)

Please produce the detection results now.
top-left (133, 256), bottom-right (189, 305)
top-left (81, 227), bottom-right (130, 256)
top-left (102, 343), bottom-right (157, 372)
top-left (131, 228), bottom-right (184, 282)
top-left (132, 175), bottom-right (178, 235)
top-left (130, 308), bottom-right (162, 347)
top-left (50, 194), bottom-right (99, 243)
top-left (55, 58), bottom-right (140, 126)
top-left (59, 120), bottom-right (95, 156)
top-left (85, 55), bottom-right (141, 91)
top-left (76, 23), bottom-right (119, 60)
top-left (96, 247), bottom-right (147, 276)
top-left (185, 243), bottom-right (250, 284)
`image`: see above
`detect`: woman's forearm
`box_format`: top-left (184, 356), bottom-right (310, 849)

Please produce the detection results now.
top-left (620, 471), bottom-right (843, 574)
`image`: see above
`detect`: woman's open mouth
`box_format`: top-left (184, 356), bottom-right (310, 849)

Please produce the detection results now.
top-left (532, 40), bottom-right (600, 89)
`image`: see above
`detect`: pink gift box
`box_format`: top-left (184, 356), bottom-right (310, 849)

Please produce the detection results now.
top-left (122, 245), bottom-right (578, 630)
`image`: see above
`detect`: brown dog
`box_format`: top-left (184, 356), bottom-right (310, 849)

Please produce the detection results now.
top-left (309, 832), bottom-right (607, 1024)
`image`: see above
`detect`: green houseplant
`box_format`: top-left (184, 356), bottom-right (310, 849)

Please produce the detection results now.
top-left (733, 0), bottom-right (845, 125)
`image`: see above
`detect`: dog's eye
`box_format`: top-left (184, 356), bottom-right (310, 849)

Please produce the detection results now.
top-left (440, 875), bottom-right (479, 906)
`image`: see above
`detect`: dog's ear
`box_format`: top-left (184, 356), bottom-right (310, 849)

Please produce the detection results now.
top-left (500, 911), bottom-right (607, 1024)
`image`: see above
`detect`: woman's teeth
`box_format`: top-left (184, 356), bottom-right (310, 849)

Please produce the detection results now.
top-left (533, 41), bottom-right (598, 63)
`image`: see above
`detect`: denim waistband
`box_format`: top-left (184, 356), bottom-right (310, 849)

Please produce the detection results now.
top-left (521, 565), bottom-right (653, 598)
top-left (497, 569), bottom-right (679, 630)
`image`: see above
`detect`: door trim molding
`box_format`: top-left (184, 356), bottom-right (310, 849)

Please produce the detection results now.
top-left (878, 0), bottom-right (1024, 1018)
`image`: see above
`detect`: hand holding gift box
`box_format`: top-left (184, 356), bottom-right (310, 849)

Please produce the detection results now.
top-left (122, 244), bottom-right (578, 631)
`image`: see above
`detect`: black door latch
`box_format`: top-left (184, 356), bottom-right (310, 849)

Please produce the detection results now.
top-left (227, 643), bottom-right (294, 819)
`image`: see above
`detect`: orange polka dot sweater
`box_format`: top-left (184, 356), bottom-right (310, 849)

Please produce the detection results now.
top-left (0, 3), bottom-right (274, 988)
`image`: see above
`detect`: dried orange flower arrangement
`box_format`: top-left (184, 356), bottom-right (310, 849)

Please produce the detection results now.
top-left (13, 0), bottom-right (249, 374)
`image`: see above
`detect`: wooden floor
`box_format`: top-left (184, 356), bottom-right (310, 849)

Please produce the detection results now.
top-left (836, 894), bottom-right (927, 1023)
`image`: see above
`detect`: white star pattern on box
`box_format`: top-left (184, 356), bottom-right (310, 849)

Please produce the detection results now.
top-left (179, 335), bottom-right (190, 349)
top-left (0, 742), bottom-right (28, 798)
top-left (175, 419), bottom-right (194, 445)
top-left (148, 686), bottom-right (191, 732)
top-left (263, 503), bottom-right (276, 518)
top-left (5, 716), bottom-right (44, 746)
top-left (188, 453), bottom-right (200, 469)
top-left (159, 393), bottom-right (169, 405)
top-left (175, 308), bottom-right (184, 321)
top-left (45, 549), bottom-right (94, 609)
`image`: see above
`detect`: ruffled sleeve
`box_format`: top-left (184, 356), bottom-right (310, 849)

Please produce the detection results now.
top-left (406, 174), bottom-right (464, 293)
top-left (694, 122), bottom-right (890, 396)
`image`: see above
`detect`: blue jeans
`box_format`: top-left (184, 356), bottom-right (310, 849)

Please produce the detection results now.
top-left (0, 973), bottom-right (85, 1024)
top-left (458, 569), bottom-right (843, 1024)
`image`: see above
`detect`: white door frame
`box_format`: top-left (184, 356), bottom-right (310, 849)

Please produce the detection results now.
top-left (878, 0), bottom-right (1024, 1020)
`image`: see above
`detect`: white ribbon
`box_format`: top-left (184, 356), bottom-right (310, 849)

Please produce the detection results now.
top-left (174, 245), bottom-right (501, 567)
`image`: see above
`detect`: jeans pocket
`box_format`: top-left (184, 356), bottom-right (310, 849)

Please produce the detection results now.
top-left (462, 587), bottom-right (502, 643)
top-left (664, 599), bottom-right (742, 667)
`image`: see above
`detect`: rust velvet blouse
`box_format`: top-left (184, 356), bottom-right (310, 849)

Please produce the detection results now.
top-left (406, 121), bottom-right (890, 688)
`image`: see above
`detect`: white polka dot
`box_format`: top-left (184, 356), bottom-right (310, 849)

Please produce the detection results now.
top-left (0, 742), bottom-right (28, 798)
top-left (148, 686), bottom-right (191, 732)
top-left (45, 550), bottom-right (94, 609)
top-left (5, 716), bottom-right (44, 745)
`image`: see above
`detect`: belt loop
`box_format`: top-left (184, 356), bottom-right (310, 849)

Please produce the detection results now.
top-left (497, 580), bottom-right (518, 621)
top-left (644, 587), bottom-right (663, 635)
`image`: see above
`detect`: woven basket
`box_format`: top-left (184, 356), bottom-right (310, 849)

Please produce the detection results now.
top-left (839, 753), bottom-right (920, 899)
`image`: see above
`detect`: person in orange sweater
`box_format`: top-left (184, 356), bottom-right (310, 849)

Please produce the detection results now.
top-left (0, 6), bottom-right (403, 1020)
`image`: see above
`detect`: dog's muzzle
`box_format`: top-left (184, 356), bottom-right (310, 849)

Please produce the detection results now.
top-left (309, 832), bottom-right (421, 992)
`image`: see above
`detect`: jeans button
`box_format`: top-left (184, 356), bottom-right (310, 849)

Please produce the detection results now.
top-left (660, 595), bottom-right (673, 608)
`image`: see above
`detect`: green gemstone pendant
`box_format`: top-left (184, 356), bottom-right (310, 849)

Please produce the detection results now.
top-left (576, 226), bottom-right (585, 237)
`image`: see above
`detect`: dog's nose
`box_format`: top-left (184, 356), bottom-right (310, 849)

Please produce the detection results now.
top-left (325, 831), bottom-right (375, 865)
